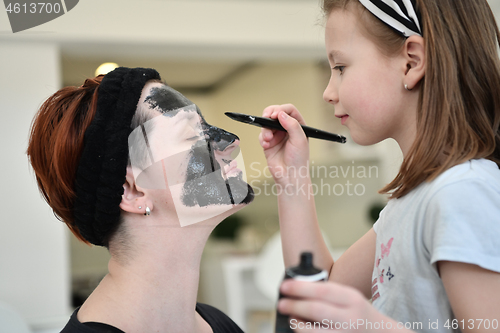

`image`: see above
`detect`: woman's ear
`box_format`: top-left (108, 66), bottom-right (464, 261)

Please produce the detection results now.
top-left (403, 35), bottom-right (425, 90)
top-left (119, 166), bottom-right (153, 215)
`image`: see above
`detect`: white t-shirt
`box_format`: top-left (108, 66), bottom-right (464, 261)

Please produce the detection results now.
top-left (372, 159), bottom-right (500, 332)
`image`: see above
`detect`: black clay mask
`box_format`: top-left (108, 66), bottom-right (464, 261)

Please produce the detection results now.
top-left (129, 85), bottom-right (253, 226)
top-left (181, 122), bottom-right (253, 208)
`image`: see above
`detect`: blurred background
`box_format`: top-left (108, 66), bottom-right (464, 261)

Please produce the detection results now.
top-left (1, 1), bottom-right (499, 332)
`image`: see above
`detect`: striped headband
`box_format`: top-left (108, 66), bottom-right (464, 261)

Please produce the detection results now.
top-left (359, 0), bottom-right (422, 37)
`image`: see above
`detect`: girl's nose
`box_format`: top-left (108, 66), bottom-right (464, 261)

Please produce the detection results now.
top-left (323, 75), bottom-right (339, 105)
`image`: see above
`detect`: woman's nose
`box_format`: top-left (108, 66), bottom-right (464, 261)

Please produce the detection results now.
top-left (323, 75), bottom-right (339, 105)
top-left (221, 139), bottom-right (240, 158)
top-left (205, 125), bottom-right (240, 152)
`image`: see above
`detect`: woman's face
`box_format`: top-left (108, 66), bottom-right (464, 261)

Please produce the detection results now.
top-left (129, 82), bottom-right (253, 226)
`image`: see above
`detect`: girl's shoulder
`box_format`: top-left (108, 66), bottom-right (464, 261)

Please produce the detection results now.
top-left (437, 158), bottom-right (498, 182)
top-left (423, 160), bottom-right (500, 274)
top-left (376, 159), bottom-right (499, 234)
top-left (423, 159), bottom-right (500, 223)
top-left (382, 159), bottom-right (499, 218)
top-left (427, 158), bottom-right (500, 196)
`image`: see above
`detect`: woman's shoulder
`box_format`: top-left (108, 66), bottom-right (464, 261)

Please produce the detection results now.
top-left (196, 303), bottom-right (244, 333)
top-left (61, 304), bottom-right (243, 333)
top-left (60, 307), bottom-right (125, 333)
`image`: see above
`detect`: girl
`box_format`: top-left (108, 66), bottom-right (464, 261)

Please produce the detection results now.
top-left (259, 0), bottom-right (500, 332)
top-left (28, 67), bottom-right (253, 332)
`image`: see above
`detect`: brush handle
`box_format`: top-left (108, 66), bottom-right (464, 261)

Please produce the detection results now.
top-left (250, 115), bottom-right (346, 143)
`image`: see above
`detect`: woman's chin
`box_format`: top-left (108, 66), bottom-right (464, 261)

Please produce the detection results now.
top-left (175, 195), bottom-right (252, 228)
top-left (226, 176), bottom-right (254, 205)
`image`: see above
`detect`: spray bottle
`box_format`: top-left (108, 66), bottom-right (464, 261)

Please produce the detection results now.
top-left (275, 252), bottom-right (328, 333)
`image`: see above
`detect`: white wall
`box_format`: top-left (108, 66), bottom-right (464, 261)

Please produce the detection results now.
top-left (0, 0), bottom-right (325, 61)
top-left (0, 41), bottom-right (71, 331)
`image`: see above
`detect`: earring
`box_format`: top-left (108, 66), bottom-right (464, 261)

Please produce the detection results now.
top-left (138, 206), bottom-right (142, 209)
top-left (404, 84), bottom-right (412, 91)
top-left (144, 206), bottom-right (151, 216)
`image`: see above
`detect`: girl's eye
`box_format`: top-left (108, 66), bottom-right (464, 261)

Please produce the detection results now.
top-left (333, 66), bottom-right (345, 75)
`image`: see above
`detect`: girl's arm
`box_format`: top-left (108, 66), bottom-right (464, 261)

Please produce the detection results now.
top-left (259, 104), bottom-right (333, 272)
top-left (276, 170), bottom-right (333, 272)
top-left (439, 261), bottom-right (500, 333)
top-left (279, 184), bottom-right (377, 299)
top-left (259, 104), bottom-right (376, 298)
top-left (330, 228), bottom-right (377, 299)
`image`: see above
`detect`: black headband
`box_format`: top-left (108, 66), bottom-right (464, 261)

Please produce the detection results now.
top-left (73, 67), bottom-right (161, 246)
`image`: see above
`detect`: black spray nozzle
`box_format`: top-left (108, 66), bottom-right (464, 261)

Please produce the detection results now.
top-left (299, 252), bottom-right (313, 269)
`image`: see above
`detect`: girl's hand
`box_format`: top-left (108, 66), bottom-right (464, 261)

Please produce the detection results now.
top-left (278, 280), bottom-right (409, 333)
top-left (258, 104), bottom-right (309, 186)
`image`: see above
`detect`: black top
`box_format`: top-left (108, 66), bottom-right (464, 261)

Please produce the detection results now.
top-left (60, 303), bottom-right (244, 333)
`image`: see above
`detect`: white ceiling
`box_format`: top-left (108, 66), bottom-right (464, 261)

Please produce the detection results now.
top-left (56, 0), bottom-right (500, 89)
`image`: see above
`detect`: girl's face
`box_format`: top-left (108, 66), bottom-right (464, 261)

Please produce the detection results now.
top-left (323, 8), bottom-right (416, 148)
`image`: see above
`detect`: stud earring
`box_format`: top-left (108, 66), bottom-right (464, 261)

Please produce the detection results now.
top-left (138, 206), bottom-right (142, 209)
top-left (404, 84), bottom-right (412, 91)
top-left (144, 207), bottom-right (151, 216)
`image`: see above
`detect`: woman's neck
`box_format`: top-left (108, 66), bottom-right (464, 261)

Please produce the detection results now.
top-left (77, 222), bottom-right (215, 333)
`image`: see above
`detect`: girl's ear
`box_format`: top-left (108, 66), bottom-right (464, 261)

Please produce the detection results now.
top-left (119, 166), bottom-right (153, 215)
top-left (403, 35), bottom-right (425, 90)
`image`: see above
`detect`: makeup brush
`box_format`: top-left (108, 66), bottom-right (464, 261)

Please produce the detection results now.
top-left (225, 112), bottom-right (346, 143)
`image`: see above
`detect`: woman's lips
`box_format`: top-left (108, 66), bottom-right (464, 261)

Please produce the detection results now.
top-left (223, 160), bottom-right (241, 176)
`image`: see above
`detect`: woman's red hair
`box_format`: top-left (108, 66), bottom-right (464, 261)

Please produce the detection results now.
top-left (27, 76), bottom-right (104, 244)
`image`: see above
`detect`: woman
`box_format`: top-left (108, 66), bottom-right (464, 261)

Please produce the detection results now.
top-left (27, 67), bottom-right (254, 333)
